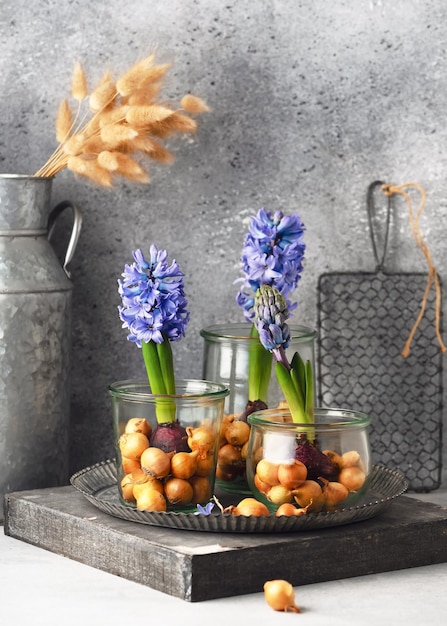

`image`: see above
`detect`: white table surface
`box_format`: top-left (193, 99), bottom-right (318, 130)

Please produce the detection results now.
top-left (2, 489), bottom-right (447, 626)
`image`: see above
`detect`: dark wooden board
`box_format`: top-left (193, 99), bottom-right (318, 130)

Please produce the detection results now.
top-left (4, 486), bottom-right (447, 602)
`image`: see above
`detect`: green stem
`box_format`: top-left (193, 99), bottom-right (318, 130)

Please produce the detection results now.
top-left (142, 340), bottom-right (176, 423)
top-left (157, 336), bottom-right (176, 395)
top-left (142, 340), bottom-right (166, 394)
top-left (248, 324), bottom-right (273, 403)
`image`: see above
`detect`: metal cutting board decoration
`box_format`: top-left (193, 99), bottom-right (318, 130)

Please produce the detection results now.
top-left (318, 181), bottom-right (444, 492)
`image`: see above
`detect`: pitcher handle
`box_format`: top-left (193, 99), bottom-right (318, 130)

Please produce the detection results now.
top-left (48, 200), bottom-right (83, 279)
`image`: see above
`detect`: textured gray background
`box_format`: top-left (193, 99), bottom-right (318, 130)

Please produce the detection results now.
top-left (1, 0), bottom-right (446, 480)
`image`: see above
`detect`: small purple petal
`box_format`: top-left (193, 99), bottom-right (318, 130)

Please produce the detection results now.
top-left (194, 502), bottom-right (215, 516)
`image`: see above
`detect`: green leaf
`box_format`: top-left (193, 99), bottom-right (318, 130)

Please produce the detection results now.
top-left (304, 359), bottom-right (314, 420)
top-left (291, 351), bottom-right (306, 395)
top-left (275, 361), bottom-right (309, 423)
top-left (290, 366), bottom-right (305, 410)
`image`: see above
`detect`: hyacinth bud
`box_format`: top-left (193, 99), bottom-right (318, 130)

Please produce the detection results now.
top-left (256, 284), bottom-right (289, 322)
top-left (254, 285), bottom-right (290, 351)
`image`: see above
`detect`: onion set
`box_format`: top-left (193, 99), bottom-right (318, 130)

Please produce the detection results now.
top-left (251, 442), bottom-right (367, 513)
top-left (117, 416), bottom-right (219, 512)
top-left (263, 579), bottom-right (300, 613)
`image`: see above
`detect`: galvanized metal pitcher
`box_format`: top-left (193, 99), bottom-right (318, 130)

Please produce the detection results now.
top-left (0, 174), bottom-right (82, 519)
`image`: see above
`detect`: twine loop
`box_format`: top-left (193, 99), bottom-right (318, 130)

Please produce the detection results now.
top-left (380, 182), bottom-right (446, 357)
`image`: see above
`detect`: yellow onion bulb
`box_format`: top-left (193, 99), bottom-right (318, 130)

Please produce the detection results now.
top-left (189, 475), bottom-right (212, 504)
top-left (253, 445), bottom-right (264, 464)
top-left (195, 453), bottom-right (215, 477)
top-left (218, 443), bottom-right (242, 472)
top-left (267, 484), bottom-right (293, 506)
top-left (216, 466), bottom-right (236, 482)
top-left (224, 420), bottom-right (250, 447)
top-left (132, 477), bottom-right (164, 500)
top-left (118, 432), bottom-right (149, 461)
top-left (135, 485), bottom-right (167, 512)
top-left (275, 503), bottom-right (298, 517)
top-left (339, 466), bottom-right (366, 492)
top-left (323, 449), bottom-right (343, 471)
top-left (170, 450), bottom-right (199, 479)
top-left (121, 456), bottom-right (142, 475)
top-left (293, 480), bottom-right (324, 512)
top-left (255, 459), bottom-right (279, 486)
top-left (218, 414), bottom-right (234, 447)
top-left (186, 426), bottom-right (215, 458)
top-left (124, 417), bottom-right (152, 437)
top-left (254, 472), bottom-right (270, 495)
top-left (120, 471), bottom-right (147, 502)
top-left (341, 450), bottom-right (363, 468)
top-left (232, 497), bottom-right (270, 517)
top-left (277, 460), bottom-right (307, 489)
top-left (164, 477), bottom-right (194, 505)
top-left (240, 441), bottom-right (249, 460)
top-left (275, 502), bottom-right (310, 517)
top-left (140, 446), bottom-right (172, 479)
top-left (322, 479), bottom-right (349, 508)
top-left (263, 579), bottom-right (300, 613)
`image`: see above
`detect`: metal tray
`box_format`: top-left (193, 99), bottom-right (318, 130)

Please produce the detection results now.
top-left (70, 460), bottom-right (407, 533)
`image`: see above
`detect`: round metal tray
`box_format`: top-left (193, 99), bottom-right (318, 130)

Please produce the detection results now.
top-left (70, 460), bottom-right (407, 533)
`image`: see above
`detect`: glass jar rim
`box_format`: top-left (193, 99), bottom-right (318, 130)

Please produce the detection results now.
top-left (248, 407), bottom-right (370, 429)
top-left (200, 322), bottom-right (317, 342)
top-left (108, 378), bottom-right (229, 401)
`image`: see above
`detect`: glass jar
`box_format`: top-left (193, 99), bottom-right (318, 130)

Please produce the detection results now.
top-left (109, 379), bottom-right (229, 513)
top-left (246, 407), bottom-right (372, 513)
top-left (200, 323), bottom-right (317, 493)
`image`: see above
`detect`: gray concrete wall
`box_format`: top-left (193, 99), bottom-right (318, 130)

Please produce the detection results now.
top-left (1, 0), bottom-right (446, 482)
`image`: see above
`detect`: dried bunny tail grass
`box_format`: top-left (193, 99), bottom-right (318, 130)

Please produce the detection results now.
top-left (116, 54), bottom-right (171, 97)
top-left (149, 111), bottom-right (197, 138)
top-left (180, 94), bottom-right (210, 113)
top-left (96, 150), bottom-right (121, 171)
top-left (67, 155), bottom-right (113, 187)
top-left (35, 53), bottom-right (208, 184)
top-left (89, 71), bottom-right (117, 112)
top-left (97, 150), bottom-right (150, 182)
top-left (83, 114), bottom-right (102, 136)
top-left (126, 81), bottom-right (164, 106)
top-left (131, 136), bottom-right (174, 163)
top-left (167, 111), bottom-right (198, 132)
top-left (109, 135), bottom-right (172, 163)
top-left (80, 134), bottom-right (108, 156)
top-left (98, 105), bottom-right (130, 128)
top-left (63, 133), bottom-right (87, 156)
top-left (56, 99), bottom-right (73, 143)
top-left (71, 61), bottom-right (88, 102)
top-left (140, 62), bottom-right (171, 84)
top-left (100, 123), bottom-right (138, 147)
top-left (125, 104), bottom-right (175, 127)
